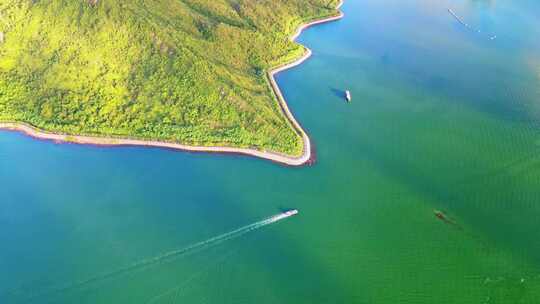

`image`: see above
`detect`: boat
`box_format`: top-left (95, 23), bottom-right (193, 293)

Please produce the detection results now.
top-left (434, 210), bottom-right (446, 220)
top-left (345, 90), bottom-right (351, 102)
top-left (284, 209), bottom-right (299, 216)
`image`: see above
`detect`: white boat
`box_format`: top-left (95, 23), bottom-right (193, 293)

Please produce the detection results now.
top-left (284, 209), bottom-right (299, 216)
top-left (345, 90), bottom-right (351, 102)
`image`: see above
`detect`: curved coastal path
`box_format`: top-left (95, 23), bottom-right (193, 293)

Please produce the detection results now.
top-left (0, 1), bottom-right (344, 166)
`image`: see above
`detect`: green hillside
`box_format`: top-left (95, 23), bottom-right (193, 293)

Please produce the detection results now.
top-left (0, 0), bottom-right (339, 155)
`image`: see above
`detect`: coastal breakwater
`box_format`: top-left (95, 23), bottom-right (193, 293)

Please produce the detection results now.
top-left (0, 1), bottom-right (345, 166)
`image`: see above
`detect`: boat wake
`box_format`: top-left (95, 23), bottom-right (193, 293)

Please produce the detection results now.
top-left (144, 247), bottom-right (241, 304)
top-left (9, 210), bottom-right (298, 303)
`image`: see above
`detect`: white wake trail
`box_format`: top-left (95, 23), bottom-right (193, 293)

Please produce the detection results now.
top-left (16, 211), bottom-right (298, 303)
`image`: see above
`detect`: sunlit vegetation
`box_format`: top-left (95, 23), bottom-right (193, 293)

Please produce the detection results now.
top-left (0, 0), bottom-right (339, 155)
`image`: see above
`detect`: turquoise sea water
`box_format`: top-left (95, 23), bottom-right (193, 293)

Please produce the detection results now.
top-left (2, 0), bottom-right (540, 303)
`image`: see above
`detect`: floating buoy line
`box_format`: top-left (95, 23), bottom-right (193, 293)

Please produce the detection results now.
top-left (448, 8), bottom-right (497, 40)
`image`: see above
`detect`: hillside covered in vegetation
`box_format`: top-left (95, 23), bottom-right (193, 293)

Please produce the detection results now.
top-left (0, 0), bottom-right (340, 156)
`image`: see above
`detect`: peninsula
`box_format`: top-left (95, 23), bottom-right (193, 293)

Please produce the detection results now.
top-left (0, 0), bottom-right (343, 165)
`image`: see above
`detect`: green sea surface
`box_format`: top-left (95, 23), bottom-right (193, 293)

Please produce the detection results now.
top-left (2, 0), bottom-right (540, 303)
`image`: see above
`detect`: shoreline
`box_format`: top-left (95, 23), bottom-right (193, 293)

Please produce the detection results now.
top-left (0, 1), bottom-right (344, 166)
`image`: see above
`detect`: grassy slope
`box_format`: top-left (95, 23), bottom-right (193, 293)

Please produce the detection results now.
top-left (0, 0), bottom-right (339, 156)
